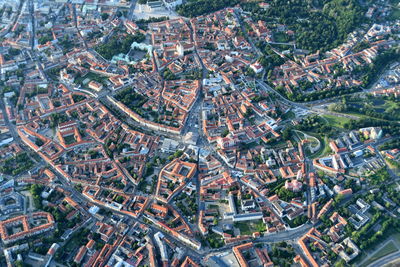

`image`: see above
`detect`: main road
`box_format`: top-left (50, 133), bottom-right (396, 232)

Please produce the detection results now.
top-left (366, 251), bottom-right (400, 267)
top-left (127, 0), bottom-right (138, 20)
top-left (257, 79), bottom-right (364, 120)
top-left (0, 0), bottom-right (25, 38)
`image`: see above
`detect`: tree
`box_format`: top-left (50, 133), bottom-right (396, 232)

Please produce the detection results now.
top-left (101, 13), bottom-right (109, 21)
top-left (335, 259), bottom-right (346, 267)
top-left (243, 0), bottom-right (363, 53)
top-left (345, 247), bottom-right (354, 255)
top-left (176, 0), bottom-right (240, 17)
top-left (74, 183), bottom-right (83, 193)
top-left (281, 127), bottom-right (292, 140)
top-left (38, 35), bottom-right (52, 45)
top-left (173, 150), bottom-right (183, 158)
top-left (115, 195), bottom-right (125, 204)
top-left (213, 217), bottom-right (218, 225)
top-left (163, 69), bottom-right (177, 80)
top-left (221, 129), bottom-right (229, 138)
top-left (95, 33), bottom-right (146, 60)
top-left (35, 138), bottom-right (44, 147)
top-left (334, 194), bottom-right (344, 205)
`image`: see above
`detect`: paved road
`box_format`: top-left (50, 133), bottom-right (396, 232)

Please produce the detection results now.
top-left (310, 106), bottom-right (360, 120)
top-left (211, 222), bottom-right (312, 253)
top-left (358, 238), bottom-right (400, 267)
top-left (127, 0), bottom-right (138, 20)
top-left (267, 41), bottom-right (296, 47)
top-left (233, 9), bottom-right (262, 57)
top-left (0, 0), bottom-right (25, 38)
top-left (257, 80), bottom-right (363, 121)
top-left (29, 0), bottom-right (35, 49)
top-left (366, 251), bottom-right (400, 267)
top-left (9, 7), bottom-right (398, 264)
top-left (72, 3), bottom-right (89, 50)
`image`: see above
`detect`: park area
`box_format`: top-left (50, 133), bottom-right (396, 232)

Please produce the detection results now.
top-left (328, 97), bottom-right (400, 122)
top-left (234, 220), bottom-right (266, 235)
top-left (321, 115), bottom-right (351, 129)
top-left (357, 234), bottom-right (400, 267)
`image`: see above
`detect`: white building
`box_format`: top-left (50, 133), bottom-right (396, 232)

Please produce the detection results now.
top-left (250, 62), bottom-right (264, 74)
top-left (163, 0), bottom-right (182, 9)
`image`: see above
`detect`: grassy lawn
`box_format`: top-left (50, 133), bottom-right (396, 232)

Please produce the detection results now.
top-left (235, 221), bottom-right (251, 235)
top-left (334, 110), bottom-right (394, 123)
top-left (282, 111), bottom-right (296, 120)
top-left (313, 136), bottom-right (330, 158)
top-left (370, 99), bottom-right (399, 115)
top-left (392, 232), bottom-right (400, 243)
top-left (0, 152), bottom-right (35, 176)
top-left (321, 114), bottom-right (351, 128)
top-left (303, 134), bottom-right (331, 159)
top-left (206, 232), bottom-right (224, 248)
top-left (63, 135), bottom-right (76, 145)
top-left (266, 139), bottom-right (288, 149)
top-left (383, 100), bottom-right (399, 109)
top-left (294, 130), bottom-right (320, 154)
top-left (270, 43), bottom-right (293, 51)
top-left (334, 98), bottom-right (400, 122)
top-left (273, 32), bottom-right (289, 43)
top-left (75, 72), bottom-right (108, 86)
top-left (64, 232), bottom-right (86, 252)
top-left (384, 159), bottom-right (400, 176)
top-left (389, 8), bottom-right (400, 21)
top-left (234, 220), bottom-right (266, 235)
top-left (366, 241), bottom-right (398, 265)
